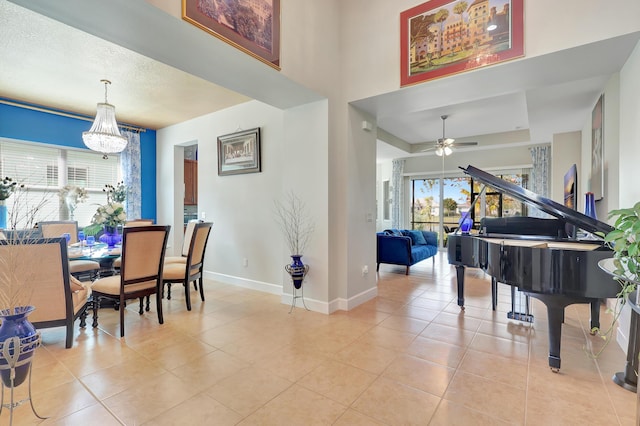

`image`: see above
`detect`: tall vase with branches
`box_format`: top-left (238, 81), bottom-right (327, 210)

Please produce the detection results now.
top-left (274, 192), bottom-right (314, 290)
top-left (0, 183), bottom-right (51, 389)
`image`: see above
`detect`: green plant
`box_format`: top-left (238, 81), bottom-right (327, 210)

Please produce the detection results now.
top-left (587, 203), bottom-right (640, 353)
top-left (104, 182), bottom-right (126, 204)
top-left (0, 177), bottom-right (20, 201)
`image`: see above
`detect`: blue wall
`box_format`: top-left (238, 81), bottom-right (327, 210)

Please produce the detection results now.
top-left (0, 100), bottom-right (157, 221)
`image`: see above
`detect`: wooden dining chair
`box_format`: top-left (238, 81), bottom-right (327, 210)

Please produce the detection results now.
top-left (112, 219), bottom-right (155, 269)
top-left (164, 220), bottom-right (199, 264)
top-left (0, 237), bottom-right (91, 348)
top-left (162, 222), bottom-right (212, 311)
top-left (39, 220), bottom-right (100, 280)
top-left (91, 225), bottom-right (170, 337)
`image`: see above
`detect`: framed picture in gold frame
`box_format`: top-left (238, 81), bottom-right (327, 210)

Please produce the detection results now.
top-left (183, 0), bottom-right (280, 69)
top-left (591, 94), bottom-right (604, 200)
top-left (400, 0), bottom-right (523, 86)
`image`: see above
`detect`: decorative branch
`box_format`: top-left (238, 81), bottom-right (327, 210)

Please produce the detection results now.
top-left (274, 191), bottom-right (315, 256)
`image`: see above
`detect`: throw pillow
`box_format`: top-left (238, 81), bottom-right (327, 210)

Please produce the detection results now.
top-left (408, 230), bottom-right (427, 245)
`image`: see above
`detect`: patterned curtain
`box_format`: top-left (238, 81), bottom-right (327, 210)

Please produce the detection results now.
top-left (120, 130), bottom-right (141, 219)
top-left (530, 145), bottom-right (550, 217)
top-left (391, 159), bottom-right (405, 229)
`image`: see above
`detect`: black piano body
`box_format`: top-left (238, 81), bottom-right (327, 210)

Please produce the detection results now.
top-left (447, 165), bottom-right (618, 371)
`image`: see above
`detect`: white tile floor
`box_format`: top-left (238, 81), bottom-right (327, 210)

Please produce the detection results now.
top-left (6, 252), bottom-right (637, 425)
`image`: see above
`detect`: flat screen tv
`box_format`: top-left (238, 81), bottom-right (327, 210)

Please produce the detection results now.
top-left (563, 164), bottom-right (578, 238)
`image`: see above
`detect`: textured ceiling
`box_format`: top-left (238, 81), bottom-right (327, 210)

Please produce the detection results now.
top-left (0, 1), bottom-right (251, 130)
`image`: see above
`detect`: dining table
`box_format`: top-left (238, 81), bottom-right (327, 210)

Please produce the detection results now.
top-left (67, 242), bottom-right (121, 278)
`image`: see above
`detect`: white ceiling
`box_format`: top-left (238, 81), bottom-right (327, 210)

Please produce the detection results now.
top-left (2, 0), bottom-right (639, 164)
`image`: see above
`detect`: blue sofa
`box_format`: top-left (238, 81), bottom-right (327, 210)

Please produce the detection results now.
top-left (376, 229), bottom-right (438, 274)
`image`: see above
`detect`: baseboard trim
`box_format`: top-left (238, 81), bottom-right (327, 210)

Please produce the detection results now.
top-left (205, 271), bottom-right (378, 314)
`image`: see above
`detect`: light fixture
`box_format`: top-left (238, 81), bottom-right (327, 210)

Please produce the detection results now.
top-left (82, 79), bottom-right (127, 159)
top-left (435, 145), bottom-right (452, 156)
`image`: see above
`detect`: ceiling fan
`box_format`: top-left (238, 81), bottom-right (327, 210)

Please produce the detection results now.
top-left (423, 115), bottom-right (478, 156)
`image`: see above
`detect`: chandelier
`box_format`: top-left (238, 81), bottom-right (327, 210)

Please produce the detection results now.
top-left (82, 79), bottom-right (127, 159)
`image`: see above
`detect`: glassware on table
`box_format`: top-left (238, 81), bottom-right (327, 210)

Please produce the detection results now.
top-left (78, 230), bottom-right (85, 246)
top-left (86, 235), bottom-right (95, 254)
top-left (62, 233), bottom-right (71, 245)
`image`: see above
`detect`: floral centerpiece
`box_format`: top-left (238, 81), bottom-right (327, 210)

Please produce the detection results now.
top-left (91, 202), bottom-right (127, 228)
top-left (58, 185), bottom-right (88, 220)
top-left (90, 202), bottom-right (126, 249)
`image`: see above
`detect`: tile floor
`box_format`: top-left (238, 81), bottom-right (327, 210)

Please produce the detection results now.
top-left (5, 253), bottom-right (638, 425)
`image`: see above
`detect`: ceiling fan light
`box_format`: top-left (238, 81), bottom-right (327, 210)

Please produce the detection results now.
top-left (443, 146), bottom-right (453, 156)
top-left (435, 147), bottom-right (443, 156)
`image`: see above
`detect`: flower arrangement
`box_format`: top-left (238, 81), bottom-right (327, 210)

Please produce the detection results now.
top-left (58, 185), bottom-right (88, 205)
top-left (0, 177), bottom-right (20, 201)
top-left (104, 181), bottom-right (126, 204)
top-left (58, 185), bottom-right (88, 219)
top-left (91, 202), bottom-right (127, 228)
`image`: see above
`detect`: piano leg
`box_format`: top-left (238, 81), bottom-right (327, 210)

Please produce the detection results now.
top-left (455, 265), bottom-right (465, 310)
top-left (546, 304), bottom-right (563, 372)
top-left (491, 277), bottom-right (498, 311)
top-left (589, 300), bottom-right (601, 334)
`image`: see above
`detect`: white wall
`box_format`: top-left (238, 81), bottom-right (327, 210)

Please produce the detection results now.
top-left (613, 40), bottom-right (640, 353)
top-left (580, 74), bottom-right (621, 218)
top-left (376, 162), bottom-right (393, 232)
top-left (340, 0), bottom-right (640, 104)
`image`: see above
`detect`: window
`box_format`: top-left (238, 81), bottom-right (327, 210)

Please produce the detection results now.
top-left (411, 170), bottom-right (529, 240)
top-left (1, 139), bottom-right (120, 228)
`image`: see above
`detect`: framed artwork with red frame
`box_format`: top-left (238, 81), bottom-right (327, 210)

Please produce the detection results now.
top-left (400, 0), bottom-right (523, 87)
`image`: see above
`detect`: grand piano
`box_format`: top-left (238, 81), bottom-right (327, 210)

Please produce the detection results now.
top-left (448, 165), bottom-right (617, 371)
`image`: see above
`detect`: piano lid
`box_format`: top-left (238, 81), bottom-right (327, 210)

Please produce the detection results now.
top-left (461, 165), bottom-right (614, 237)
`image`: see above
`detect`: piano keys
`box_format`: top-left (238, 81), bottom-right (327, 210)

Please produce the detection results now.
top-left (447, 165), bottom-right (617, 371)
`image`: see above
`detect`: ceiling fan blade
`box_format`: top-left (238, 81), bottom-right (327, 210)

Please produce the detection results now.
top-left (451, 141), bottom-right (478, 147)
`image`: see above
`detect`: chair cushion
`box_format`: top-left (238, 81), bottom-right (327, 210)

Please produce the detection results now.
top-left (69, 276), bottom-right (91, 314)
top-left (91, 275), bottom-right (157, 296)
top-left (164, 256), bottom-right (187, 264)
top-left (69, 259), bottom-right (100, 273)
top-left (163, 262), bottom-right (187, 280)
top-left (113, 257), bottom-right (121, 268)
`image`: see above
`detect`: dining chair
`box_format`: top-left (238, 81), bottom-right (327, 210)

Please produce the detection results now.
top-left (164, 220), bottom-right (200, 264)
top-left (162, 222), bottom-right (212, 311)
top-left (39, 220), bottom-right (101, 280)
top-left (91, 225), bottom-right (170, 337)
top-left (112, 219), bottom-right (155, 269)
top-left (0, 237), bottom-right (92, 348)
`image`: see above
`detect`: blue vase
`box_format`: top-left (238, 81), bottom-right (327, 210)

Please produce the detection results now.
top-left (585, 192), bottom-right (597, 219)
top-left (99, 225), bottom-right (121, 249)
top-left (0, 201), bottom-right (7, 230)
top-left (285, 255), bottom-right (308, 289)
top-left (459, 215), bottom-right (473, 234)
top-left (0, 306), bottom-right (38, 387)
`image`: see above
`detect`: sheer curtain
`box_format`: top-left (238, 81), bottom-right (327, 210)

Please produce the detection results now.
top-left (120, 130), bottom-right (141, 220)
top-left (391, 159), bottom-right (405, 229)
top-left (530, 145), bottom-right (550, 217)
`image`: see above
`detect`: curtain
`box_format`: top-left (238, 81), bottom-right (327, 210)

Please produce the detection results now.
top-left (530, 145), bottom-right (550, 217)
top-left (120, 130), bottom-right (141, 220)
top-left (391, 159), bottom-right (405, 229)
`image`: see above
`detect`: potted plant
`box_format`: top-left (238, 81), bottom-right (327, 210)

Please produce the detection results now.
top-left (597, 202), bottom-right (640, 391)
top-left (274, 192), bottom-right (314, 290)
